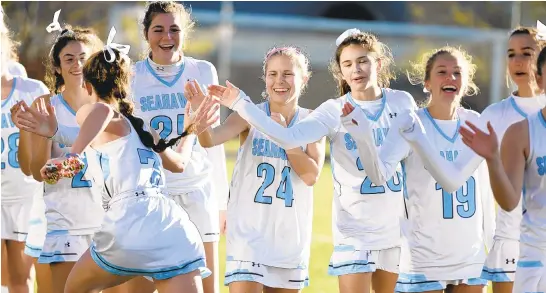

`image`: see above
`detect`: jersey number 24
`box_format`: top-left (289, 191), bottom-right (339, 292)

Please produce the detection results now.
top-left (254, 163), bottom-right (293, 207)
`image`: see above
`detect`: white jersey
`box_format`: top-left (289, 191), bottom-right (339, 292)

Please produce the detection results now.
top-left (481, 94), bottom-right (546, 241)
top-left (1, 77), bottom-right (48, 204)
top-left (92, 117), bottom-right (166, 199)
top-left (369, 108), bottom-right (488, 280)
top-left (131, 57), bottom-right (228, 198)
top-left (229, 87), bottom-right (417, 250)
top-left (521, 111), bottom-right (546, 249)
top-left (330, 89), bottom-right (416, 250)
top-left (44, 94), bottom-right (104, 235)
top-left (227, 103), bottom-right (313, 268)
top-left (8, 61), bottom-right (27, 77)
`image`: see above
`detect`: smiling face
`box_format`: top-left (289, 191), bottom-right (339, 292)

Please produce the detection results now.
top-left (425, 52), bottom-right (468, 103)
top-left (145, 12), bottom-right (183, 65)
top-left (338, 44), bottom-right (380, 93)
top-left (264, 54), bottom-right (307, 105)
top-left (56, 41), bottom-right (91, 87)
top-left (507, 33), bottom-right (539, 88)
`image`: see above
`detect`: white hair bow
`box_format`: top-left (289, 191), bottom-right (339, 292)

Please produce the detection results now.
top-left (46, 9), bottom-right (62, 33)
top-left (537, 20), bottom-right (546, 41)
top-left (336, 28), bottom-right (362, 46)
top-left (104, 27), bottom-right (131, 63)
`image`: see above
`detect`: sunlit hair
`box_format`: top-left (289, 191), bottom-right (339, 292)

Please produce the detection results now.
top-left (1, 9), bottom-right (20, 63)
top-left (407, 46), bottom-right (479, 106)
top-left (329, 31), bottom-right (395, 97)
top-left (261, 46), bottom-right (312, 99)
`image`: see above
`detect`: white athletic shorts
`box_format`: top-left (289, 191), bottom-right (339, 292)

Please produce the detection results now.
top-left (1, 201), bottom-right (32, 242)
top-left (91, 189), bottom-right (210, 280)
top-left (481, 238), bottom-right (518, 282)
top-left (513, 243), bottom-right (546, 292)
top-left (38, 232), bottom-right (92, 264)
top-left (24, 194), bottom-right (47, 258)
top-left (169, 181), bottom-right (220, 243)
top-left (225, 259), bottom-right (309, 289)
top-left (328, 245), bottom-right (400, 276)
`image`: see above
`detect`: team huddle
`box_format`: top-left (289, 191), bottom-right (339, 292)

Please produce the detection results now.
top-left (1, 1), bottom-right (546, 293)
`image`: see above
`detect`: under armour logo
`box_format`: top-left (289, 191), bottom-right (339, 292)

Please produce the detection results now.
top-left (156, 66), bottom-right (165, 71)
top-left (135, 191), bottom-right (145, 196)
top-left (65, 242), bottom-right (70, 247)
top-left (251, 262), bottom-right (260, 267)
top-left (389, 113), bottom-right (397, 118)
top-left (506, 258), bottom-right (516, 264)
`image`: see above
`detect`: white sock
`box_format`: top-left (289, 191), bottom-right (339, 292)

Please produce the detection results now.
top-left (1, 285), bottom-right (9, 293)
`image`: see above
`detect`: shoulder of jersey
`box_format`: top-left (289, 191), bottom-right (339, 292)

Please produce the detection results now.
top-left (481, 96), bottom-right (512, 118)
top-left (133, 60), bottom-right (147, 75)
top-left (14, 76), bottom-right (49, 98)
top-left (383, 88), bottom-right (417, 110)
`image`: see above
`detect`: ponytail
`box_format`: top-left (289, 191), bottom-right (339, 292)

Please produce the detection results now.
top-left (83, 48), bottom-right (195, 153)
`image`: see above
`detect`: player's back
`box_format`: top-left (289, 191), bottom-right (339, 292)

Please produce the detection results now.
top-left (1, 76), bottom-right (48, 204)
top-left (521, 111), bottom-right (546, 249)
top-left (228, 102), bottom-right (313, 268)
top-left (399, 107), bottom-right (487, 280)
top-left (131, 57), bottom-right (213, 194)
top-left (329, 88), bottom-right (416, 250)
top-left (45, 94), bottom-right (104, 234)
top-left (92, 115), bottom-right (166, 201)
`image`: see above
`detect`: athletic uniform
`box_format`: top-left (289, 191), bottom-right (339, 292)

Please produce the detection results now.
top-left (479, 94), bottom-right (546, 282)
top-left (38, 93), bottom-right (104, 264)
top-left (342, 107), bottom-right (493, 291)
top-left (1, 77), bottom-right (48, 243)
top-left (225, 102), bottom-right (312, 289)
top-left (227, 88), bottom-right (416, 276)
top-left (132, 56), bottom-right (229, 242)
top-left (89, 114), bottom-right (210, 280)
top-left (512, 110), bottom-right (546, 292)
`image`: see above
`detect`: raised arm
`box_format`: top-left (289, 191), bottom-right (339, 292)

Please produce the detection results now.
top-left (70, 103), bottom-right (115, 154)
top-left (341, 104), bottom-right (410, 185)
top-left (399, 114), bottom-right (485, 193)
top-left (210, 82), bottom-right (338, 150)
top-left (487, 122), bottom-right (526, 211)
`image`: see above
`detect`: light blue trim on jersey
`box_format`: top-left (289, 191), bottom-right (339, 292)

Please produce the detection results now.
top-left (346, 88), bottom-right (386, 122)
top-left (46, 229), bottom-right (69, 236)
top-left (423, 108), bottom-right (461, 143)
top-left (263, 102), bottom-right (300, 128)
top-left (1, 77), bottom-right (17, 108)
top-left (24, 244), bottom-right (42, 258)
top-left (538, 111), bottom-right (546, 128)
top-left (90, 245), bottom-right (211, 280)
top-left (333, 245), bottom-right (356, 252)
top-left (58, 94), bottom-right (77, 116)
top-left (517, 260), bottom-right (544, 268)
top-left (481, 266), bottom-right (513, 282)
top-left (145, 58), bottom-right (185, 88)
top-left (396, 273), bottom-right (488, 292)
top-left (509, 96), bottom-right (528, 118)
top-left (401, 161), bottom-right (408, 200)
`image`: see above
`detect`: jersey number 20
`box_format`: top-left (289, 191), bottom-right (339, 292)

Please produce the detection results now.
top-left (436, 176), bottom-right (476, 219)
top-left (356, 157), bottom-right (402, 194)
top-left (254, 163), bottom-right (293, 207)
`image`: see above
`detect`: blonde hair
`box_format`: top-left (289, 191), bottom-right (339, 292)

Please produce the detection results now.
top-left (407, 46), bottom-right (479, 100)
top-left (261, 46), bottom-right (312, 99)
top-left (329, 31), bottom-right (395, 97)
top-left (1, 10), bottom-right (19, 63)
